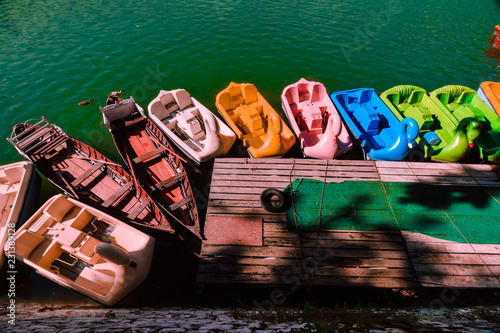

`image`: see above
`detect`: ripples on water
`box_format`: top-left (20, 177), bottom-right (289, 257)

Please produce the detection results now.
top-left (0, 0), bottom-right (499, 162)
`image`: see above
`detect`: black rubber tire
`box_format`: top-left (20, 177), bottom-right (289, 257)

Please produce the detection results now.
top-left (260, 188), bottom-right (288, 213)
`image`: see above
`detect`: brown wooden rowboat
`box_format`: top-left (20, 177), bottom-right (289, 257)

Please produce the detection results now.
top-left (7, 117), bottom-right (174, 233)
top-left (100, 98), bottom-right (201, 239)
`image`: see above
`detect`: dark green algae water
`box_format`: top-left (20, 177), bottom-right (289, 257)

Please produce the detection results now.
top-left (1, 0), bottom-right (500, 166)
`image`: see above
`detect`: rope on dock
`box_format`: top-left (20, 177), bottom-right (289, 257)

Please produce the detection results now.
top-left (287, 158), bottom-right (313, 288)
top-left (309, 159), bottom-right (330, 287)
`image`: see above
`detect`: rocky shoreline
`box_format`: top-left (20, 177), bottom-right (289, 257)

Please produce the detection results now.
top-left (1, 305), bottom-right (499, 332)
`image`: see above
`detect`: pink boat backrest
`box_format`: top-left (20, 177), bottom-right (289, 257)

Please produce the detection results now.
top-left (284, 87), bottom-right (300, 115)
top-left (150, 101), bottom-right (169, 121)
top-left (174, 90), bottom-right (194, 110)
top-left (15, 230), bottom-right (45, 259)
top-left (298, 83), bottom-right (310, 102)
top-left (43, 196), bottom-right (75, 222)
top-left (160, 93), bottom-right (179, 112)
top-left (150, 92), bottom-right (178, 121)
top-left (310, 84), bottom-right (325, 103)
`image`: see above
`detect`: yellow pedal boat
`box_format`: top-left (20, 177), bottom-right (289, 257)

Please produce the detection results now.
top-left (216, 82), bottom-right (296, 158)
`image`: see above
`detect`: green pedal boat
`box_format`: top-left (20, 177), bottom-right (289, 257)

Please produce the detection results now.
top-left (380, 85), bottom-right (481, 163)
top-left (429, 85), bottom-right (500, 163)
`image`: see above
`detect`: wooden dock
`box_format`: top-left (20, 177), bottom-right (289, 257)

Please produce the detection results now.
top-left (198, 158), bottom-right (500, 289)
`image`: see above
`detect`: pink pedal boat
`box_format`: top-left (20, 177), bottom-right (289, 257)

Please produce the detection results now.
top-left (281, 78), bottom-right (353, 159)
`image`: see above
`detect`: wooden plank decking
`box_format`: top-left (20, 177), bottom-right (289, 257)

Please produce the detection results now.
top-left (198, 158), bottom-right (500, 289)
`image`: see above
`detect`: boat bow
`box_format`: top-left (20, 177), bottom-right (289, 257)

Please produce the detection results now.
top-left (370, 117), bottom-right (419, 161)
top-left (428, 117), bottom-right (481, 162)
top-left (303, 114), bottom-right (341, 159)
top-left (252, 112), bottom-right (283, 158)
top-left (198, 112), bottom-right (222, 160)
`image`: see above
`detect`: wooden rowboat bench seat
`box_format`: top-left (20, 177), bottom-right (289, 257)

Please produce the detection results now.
top-left (132, 146), bottom-right (167, 163)
top-left (124, 116), bottom-right (147, 128)
top-left (126, 197), bottom-right (151, 220)
top-left (101, 181), bottom-right (133, 208)
top-left (169, 195), bottom-right (192, 211)
top-left (8, 118), bottom-right (70, 159)
top-left (110, 117), bottom-right (147, 132)
top-left (149, 173), bottom-right (184, 192)
top-left (71, 162), bottom-right (104, 187)
top-left (31, 135), bottom-right (69, 157)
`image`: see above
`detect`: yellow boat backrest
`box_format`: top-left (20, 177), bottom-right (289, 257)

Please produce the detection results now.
top-left (218, 91), bottom-right (235, 111)
top-left (242, 84), bottom-right (258, 104)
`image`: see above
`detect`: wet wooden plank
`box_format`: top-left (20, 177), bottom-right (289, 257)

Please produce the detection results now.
top-left (204, 216), bottom-right (262, 246)
top-left (200, 255), bottom-right (412, 268)
top-left (199, 263), bottom-right (416, 278)
top-left (402, 231), bottom-right (500, 288)
top-left (418, 276), bottom-right (500, 288)
top-left (201, 244), bottom-right (413, 260)
top-left (410, 253), bottom-right (500, 265)
top-left (197, 273), bottom-right (418, 288)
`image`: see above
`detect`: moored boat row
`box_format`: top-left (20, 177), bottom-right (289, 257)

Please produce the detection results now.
top-left (3, 79), bottom-right (500, 306)
top-left (147, 79), bottom-right (500, 164)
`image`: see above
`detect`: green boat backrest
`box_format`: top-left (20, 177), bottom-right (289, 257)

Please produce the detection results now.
top-left (457, 91), bottom-right (475, 105)
top-left (408, 90), bottom-right (425, 104)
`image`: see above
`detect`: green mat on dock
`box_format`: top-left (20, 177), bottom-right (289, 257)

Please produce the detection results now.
top-left (284, 179), bottom-right (500, 244)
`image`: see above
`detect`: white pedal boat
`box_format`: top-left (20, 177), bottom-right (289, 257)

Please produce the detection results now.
top-left (6, 194), bottom-right (155, 305)
top-left (148, 89), bottom-right (236, 164)
top-left (0, 161), bottom-right (40, 267)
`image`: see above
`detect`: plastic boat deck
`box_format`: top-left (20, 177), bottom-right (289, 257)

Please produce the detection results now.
top-left (198, 158), bottom-right (500, 289)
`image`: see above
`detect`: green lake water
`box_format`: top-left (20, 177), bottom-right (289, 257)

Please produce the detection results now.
top-left (1, 0), bottom-right (500, 165)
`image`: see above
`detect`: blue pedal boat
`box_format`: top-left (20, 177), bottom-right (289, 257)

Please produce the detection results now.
top-left (330, 88), bottom-right (418, 161)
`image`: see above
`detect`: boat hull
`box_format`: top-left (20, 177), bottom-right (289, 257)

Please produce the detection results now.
top-left (281, 78), bottom-right (352, 159)
top-left (7, 118), bottom-right (174, 233)
top-left (330, 88), bottom-right (418, 161)
top-left (148, 89), bottom-right (236, 164)
top-left (0, 161), bottom-right (41, 267)
top-left (7, 194), bottom-right (154, 305)
top-left (216, 82), bottom-right (296, 158)
top-left (100, 98), bottom-right (201, 239)
top-left (477, 81), bottom-right (500, 116)
top-left (380, 85), bottom-right (481, 163)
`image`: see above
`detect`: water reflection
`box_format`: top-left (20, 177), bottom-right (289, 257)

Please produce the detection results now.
top-left (483, 28), bottom-right (500, 80)
top-left (484, 45), bottom-right (500, 63)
